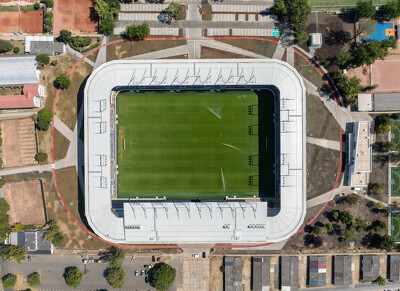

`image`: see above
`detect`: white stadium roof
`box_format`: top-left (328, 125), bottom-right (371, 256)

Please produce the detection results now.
top-left (84, 59), bottom-right (306, 244)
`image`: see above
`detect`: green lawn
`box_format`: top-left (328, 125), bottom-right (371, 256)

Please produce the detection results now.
top-left (391, 120), bottom-right (400, 150)
top-left (392, 213), bottom-right (400, 242)
top-left (309, 0), bottom-right (391, 8)
top-left (391, 167), bottom-right (400, 196)
top-left (117, 90), bottom-right (273, 200)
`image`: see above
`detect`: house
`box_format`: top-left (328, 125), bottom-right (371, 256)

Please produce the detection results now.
top-left (10, 230), bottom-right (53, 254)
top-left (308, 256), bottom-right (326, 286)
top-left (361, 255), bottom-right (380, 281)
top-left (333, 256), bottom-right (352, 285)
top-left (281, 256), bottom-right (298, 291)
top-left (225, 257), bottom-right (242, 291)
top-left (252, 257), bottom-right (270, 291)
top-left (25, 35), bottom-right (65, 55)
top-left (0, 55), bottom-right (38, 87)
top-left (0, 84), bottom-right (44, 109)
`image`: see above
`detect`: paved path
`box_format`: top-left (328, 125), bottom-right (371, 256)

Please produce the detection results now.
top-left (126, 45), bottom-right (189, 59)
top-left (0, 111), bottom-right (38, 118)
top-left (94, 35), bottom-right (108, 69)
top-left (307, 137), bottom-right (342, 151)
top-left (54, 116), bottom-right (74, 142)
top-left (115, 20), bottom-right (277, 29)
top-left (66, 44), bottom-right (95, 67)
top-left (198, 39), bottom-right (267, 58)
top-left (0, 164), bottom-right (52, 176)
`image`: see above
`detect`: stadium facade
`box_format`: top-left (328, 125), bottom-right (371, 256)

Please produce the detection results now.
top-left (84, 59), bottom-right (306, 244)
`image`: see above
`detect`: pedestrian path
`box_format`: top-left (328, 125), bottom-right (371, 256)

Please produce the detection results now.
top-left (66, 45), bottom-right (95, 67)
top-left (307, 137), bottom-right (342, 151)
top-left (94, 36), bottom-right (108, 69)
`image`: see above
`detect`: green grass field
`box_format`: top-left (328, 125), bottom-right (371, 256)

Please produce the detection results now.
top-left (116, 90), bottom-right (274, 200)
top-left (391, 120), bottom-right (400, 151)
top-left (309, 0), bottom-right (391, 8)
top-left (391, 167), bottom-right (400, 196)
top-left (392, 213), bottom-right (400, 242)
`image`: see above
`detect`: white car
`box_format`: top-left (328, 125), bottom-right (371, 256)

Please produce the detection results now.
top-left (192, 254), bottom-right (199, 258)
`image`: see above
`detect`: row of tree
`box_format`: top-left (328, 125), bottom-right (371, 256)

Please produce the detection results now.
top-left (356, 0), bottom-right (400, 19)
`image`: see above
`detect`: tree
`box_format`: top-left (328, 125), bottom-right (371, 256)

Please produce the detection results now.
top-left (126, 23), bottom-right (149, 39)
top-left (354, 37), bottom-right (397, 66)
top-left (165, 2), bottom-right (185, 20)
top-left (44, 220), bottom-right (64, 247)
top-left (106, 267), bottom-right (125, 288)
top-left (333, 70), bottom-right (362, 107)
top-left (0, 179), bottom-right (5, 189)
top-left (95, 0), bottom-right (111, 19)
top-left (343, 225), bottom-right (356, 241)
top-left (55, 74), bottom-right (71, 90)
top-left (346, 194), bottom-right (358, 205)
top-left (369, 182), bottom-right (385, 195)
top-left (0, 198), bottom-right (10, 213)
top-left (65, 267), bottom-right (83, 289)
top-left (2, 274), bottom-right (17, 289)
top-left (381, 0), bottom-right (400, 19)
top-left (41, 0), bottom-right (53, 7)
top-left (152, 263), bottom-right (176, 291)
top-left (287, 0), bottom-right (311, 42)
top-left (0, 245), bottom-right (26, 263)
top-left (272, 0), bottom-right (287, 20)
top-left (100, 16), bottom-right (115, 35)
top-left (339, 211), bottom-right (353, 225)
top-left (37, 108), bottom-right (53, 131)
top-left (27, 272), bottom-right (41, 287)
top-left (356, 0), bottom-right (376, 18)
top-left (355, 218), bottom-right (367, 233)
top-left (35, 152), bottom-right (48, 163)
top-left (107, 246), bottom-right (125, 268)
top-left (379, 234), bottom-right (395, 251)
top-left (34, 2), bottom-right (40, 9)
top-left (335, 51), bottom-right (353, 67)
top-left (376, 123), bottom-right (391, 134)
top-left (13, 47), bottom-right (20, 54)
top-left (373, 220), bottom-right (387, 233)
top-left (36, 54), bottom-right (50, 65)
top-left (0, 40), bottom-right (13, 53)
top-left (59, 30), bottom-right (72, 44)
top-left (44, 17), bottom-right (53, 26)
top-left (383, 141), bottom-right (397, 152)
top-left (374, 275), bottom-right (386, 286)
top-left (312, 225), bottom-right (322, 235)
top-left (331, 211), bottom-right (339, 221)
top-left (325, 222), bottom-right (333, 233)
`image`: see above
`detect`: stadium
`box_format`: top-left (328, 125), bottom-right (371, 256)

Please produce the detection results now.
top-left (84, 59), bottom-right (306, 244)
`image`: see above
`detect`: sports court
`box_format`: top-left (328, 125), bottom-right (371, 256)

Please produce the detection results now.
top-left (116, 90), bottom-right (275, 200)
top-left (392, 213), bottom-right (400, 242)
top-left (309, 0), bottom-right (391, 8)
top-left (357, 22), bottom-right (395, 42)
top-left (0, 11), bottom-right (43, 34)
top-left (53, 0), bottom-right (97, 34)
top-left (391, 120), bottom-right (400, 151)
top-left (391, 167), bottom-right (400, 196)
top-left (371, 55), bottom-right (400, 93)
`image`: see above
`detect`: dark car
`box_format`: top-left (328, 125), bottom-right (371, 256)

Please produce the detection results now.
top-left (202, 252), bottom-right (206, 258)
top-left (27, 256), bottom-right (31, 261)
top-left (145, 269), bottom-right (149, 275)
top-left (145, 276), bottom-right (149, 283)
top-left (152, 255), bottom-right (155, 262)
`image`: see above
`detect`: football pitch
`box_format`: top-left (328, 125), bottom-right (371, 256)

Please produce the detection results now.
top-left (116, 90), bottom-right (275, 200)
top-left (392, 167), bottom-right (400, 196)
top-left (309, 0), bottom-right (391, 8)
top-left (391, 120), bottom-right (400, 151)
top-left (392, 213), bottom-right (400, 242)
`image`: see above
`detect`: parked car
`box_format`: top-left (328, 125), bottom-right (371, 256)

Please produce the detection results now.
top-left (192, 254), bottom-right (199, 258)
top-left (145, 269), bottom-right (149, 275)
top-left (135, 270), bottom-right (138, 276)
top-left (145, 276), bottom-right (149, 283)
top-left (202, 252), bottom-right (206, 258)
top-left (27, 256), bottom-right (31, 261)
top-left (152, 255), bottom-right (155, 262)
top-left (141, 270), bottom-right (145, 276)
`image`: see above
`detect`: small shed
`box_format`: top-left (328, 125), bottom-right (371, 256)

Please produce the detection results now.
top-left (308, 256), bottom-right (326, 286)
top-left (281, 256), bottom-right (298, 291)
top-left (309, 33), bottom-right (322, 47)
top-left (252, 257), bottom-right (270, 291)
top-left (333, 256), bottom-right (352, 285)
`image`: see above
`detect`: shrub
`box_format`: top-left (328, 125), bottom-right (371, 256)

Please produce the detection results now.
top-left (59, 30), bottom-right (72, 44)
top-left (369, 182), bottom-right (385, 195)
top-left (13, 47), bottom-right (20, 54)
top-left (2, 274), bottom-right (17, 288)
top-left (272, 0), bottom-right (287, 20)
top-left (219, 265), bottom-right (225, 272)
top-left (44, 24), bottom-right (52, 33)
top-left (35, 54), bottom-right (50, 65)
top-left (41, 0), bottom-right (53, 7)
top-left (355, 218), bottom-right (367, 233)
top-left (100, 16), bottom-right (114, 35)
top-left (37, 108), bottom-right (53, 129)
top-left (312, 225), bottom-right (322, 235)
top-left (374, 275), bottom-right (386, 286)
top-left (35, 152), bottom-right (48, 163)
top-left (0, 40), bottom-right (13, 53)
top-left (339, 211), bottom-right (353, 225)
top-left (64, 267), bottom-right (83, 289)
top-left (343, 225), bottom-right (356, 241)
top-left (27, 272), bottom-right (41, 287)
top-left (0, 179), bottom-right (5, 189)
top-left (346, 194), bottom-right (358, 205)
top-left (34, 2), bottom-right (40, 9)
top-left (373, 220), bottom-right (387, 233)
top-left (97, 37), bottom-right (101, 42)
top-left (44, 17), bottom-right (53, 26)
top-left (165, 2), bottom-right (185, 19)
top-left (379, 234), bottom-right (395, 251)
top-left (55, 74), bottom-right (71, 90)
top-left (106, 267), bottom-right (125, 288)
top-left (325, 222), bottom-right (333, 233)
top-left (44, 220), bottom-right (64, 247)
top-left (126, 23), bottom-right (149, 39)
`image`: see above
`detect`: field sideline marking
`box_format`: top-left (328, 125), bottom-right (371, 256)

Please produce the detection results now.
top-left (50, 37), bottom-right (343, 249)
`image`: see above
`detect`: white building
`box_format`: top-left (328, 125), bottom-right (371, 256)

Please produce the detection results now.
top-left (84, 59), bottom-right (306, 244)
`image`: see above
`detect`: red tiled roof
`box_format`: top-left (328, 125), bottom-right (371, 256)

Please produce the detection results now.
top-left (0, 84), bottom-right (39, 109)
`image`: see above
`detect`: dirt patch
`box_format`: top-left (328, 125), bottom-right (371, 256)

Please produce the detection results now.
top-left (296, 55), bottom-right (325, 88)
top-left (0, 40), bottom-right (24, 56)
top-left (3, 180), bottom-right (45, 225)
top-left (201, 46), bottom-right (251, 59)
top-left (37, 129), bottom-right (51, 164)
top-left (0, 118), bottom-right (37, 168)
top-left (106, 39), bottom-right (187, 62)
top-left (52, 167), bottom-right (109, 249)
top-left (56, 60), bottom-right (92, 130)
top-left (302, 12), bottom-right (355, 73)
top-left (370, 54), bottom-right (400, 93)
top-left (53, 0), bottom-right (97, 34)
top-left (369, 155), bottom-right (388, 203)
top-left (242, 256), bottom-right (251, 290)
top-left (14, 273), bottom-right (30, 291)
top-left (284, 196), bottom-right (388, 251)
top-left (217, 38), bottom-right (278, 58)
top-left (209, 256), bottom-right (223, 291)
top-left (0, 10), bottom-right (43, 33)
top-left (306, 94), bottom-right (341, 141)
top-left (307, 144), bottom-right (341, 200)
